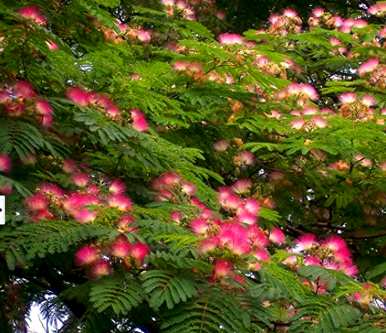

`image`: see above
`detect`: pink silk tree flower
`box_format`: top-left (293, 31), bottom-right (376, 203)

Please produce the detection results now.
top-left (109, 179), bottom-right (126, 194)
top-left (91, 259), bottom-right (111, 278)
top-left (75, 245), bottom-right (99, 266)
top-left (295, 233), bottom-right (317, 250)
top-left (170, 210), bottom-right (183, 223)
top-left (66, 87), bottom-right (90, 107)
top-left (73, 208), bottom-right (97, 224)
top-left (199, 237), bottom-right (219, 254)
top-left (290, 118), bottom-right (305, 130)
top-left (136, 29), bottom-right (152, 43)
top-left (213, 139), bottom-right (229, 152)
top-left (254, 248), bottom-right (270, 262)
top-left (269, 227), bottom-right (286, 245)
top-left (25, 193), bottom-right (49, 211)
top-left (45, 40), bottom-right (59, 51)
top-left (129, 242), bottom-right (150, 264)
top-left (218, 33), bottom-right (244, 45)
top-left (0, 154), bottom-right (11, 173)
top-left (339, 92), bottom-right (356, 104)
top-left (14, 80), bottom-right (36, 99)
top-left (212, 259), bottom-right (233, 279)
top-left (232, 178), bottom-right (252, 194)
top-left (18, 5), bottom-right (47, 26)
top-left (190, 218), bottom-right (209, 235)
top-left (358, 58), bottom-right (379, 76)
top-left (107, 194), bottom-right (133, 211)
top-left (35, 99), bottom-right (53, 115)
top-left (111, 236), bottom-right (131, 257)
top-left (312, 116), bottom-right (328, 129)
top-left (311, 7), bottom-right (325, 17)
top-left (71, 173), bottom-right (90, 187)
top-left (62, 159), bottom-right (78, 174)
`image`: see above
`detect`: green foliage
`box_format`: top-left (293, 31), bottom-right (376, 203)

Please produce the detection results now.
top-left (141, 269), bottom-right (197, 309)
top-left (90, 274), bottom-right (144, 315)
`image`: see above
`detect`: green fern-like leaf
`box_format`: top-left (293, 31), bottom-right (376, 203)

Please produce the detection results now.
top-left (141, 269), bottom-right (197, 310)
top-left (90, 274), bottom-right (144, 315)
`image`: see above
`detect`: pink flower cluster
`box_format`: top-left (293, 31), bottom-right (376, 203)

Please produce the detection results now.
top-left (268, 9), bottom-right (302, 36)
top-left (254, 55), bottom-right (301, 78)
top-left (66, 87), bottom-right (149, 131)
top-left (18, 5), bottom-right (47, 26)
top-left (285, 234), bottom-right (358, 277)
top-left (277, 83), bottom-right (319, 105)
top-left (153, 172), bottom-right (287, 282)
top-left (289, 107), bottom-right (329, 130)
top-left (152, 171), bottom-right (197, 202)
top-left (368, 2), bottom-right (386, 16)
top-left (0, 81), bottom-right (53, 127)
top-left (24, 160), bottom-right (134, 223)
top-left (358, 58), bottom-right (385, 89)
top-left (338, 92), bottom-right (378, 120)
top-left (161, 0), bottom-right (196, 20)
top-left (308, 7), bottom-right (367, 32)
top-left (74, 236), bottom-right (150, 279)
top-left (218, 33), bottom-right (244, 45)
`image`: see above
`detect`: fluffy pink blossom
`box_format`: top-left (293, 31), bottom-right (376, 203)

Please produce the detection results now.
top-left (212, 259), bottom-right (233, 279)
top-left (361, 94), bottom-right (376, 107)
top-left (18, 5), bottom-right (47, 25)
top-left (295, 234), bottom-right (317, 250)
top-left (75, 245), bottom-right (99, 266)
top-left (218, 33), bottom-right (244, 45)
top-left (190, 218), bottom-right (209, 235)
top-left (323, 235), bottom-right (347, 252)
top-left (247, 225), bottom-right (269, 247)
top-left (73, 208), bottom-right (97, 223)
top-left (213, 139), bottom-right (229, 152)
top-left (0, 154), bottom-right (11, 173)
top-left (234, 151), bottom-right (256, 166)
top-left (358, 58), bottom-right (379, 76)
top-left (71, 173), bottom-right (89, 187)
top-left (368, 3), bottom-right (386, 16)
top-left (137, 29), bottom-right (152, 43)
top-left (129, 242), bottom-right (150, 264)
top-left (66, 87), bottom-right (90, 106)
top-left (339, 92), bottom-right (356, 104)
top-left (312, 7), bottom-right (325, 17)
top-left (237, 209), bottom-right (257, 225)
top-left (181, 182), bottom-right (196, 196)
top-left (109, 179), bottom-right (126, 194)
top-left (111, 236), bottom-right (131, 257)
top-left (254, 248), bottom-right (270, 262)
top-left (304, 255), bottom-right (321, 266)
top-left (45, 40), bottom-right (59, 51)
top-left (107, 194), bottom-right (133, 211)
top-left (312, 116), bottom-right (328, 128)
top-left (290, 118), bottom-right (305, 130)
top-left (243, 198), bottom-right (260, 215)
top-left (170, 210), bottom-right (183, 223)
top-left (25, 193), bottom-right (49, 211)
top-left (199, 237), bottom-right (219, 253)
top-left (38, 182), bottom-right (65, 198)
top-left (130, 109), bottom-right (149, 132)
top-left (91, 259), bottom-right (111, 277)
top-left (14, 81), bottom-right (36, 99)
top-left (35, 100), bottom-right (53, 115)
top-left (232, 179), bottom-right (252, 194)
top-left (269, 227), bottom-right (285, 245)
top-left (117, 215), bottom-right (137, 232)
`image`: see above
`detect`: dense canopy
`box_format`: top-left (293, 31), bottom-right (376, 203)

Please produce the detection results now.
top-left (0, 0), bottom-right (385, 332)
